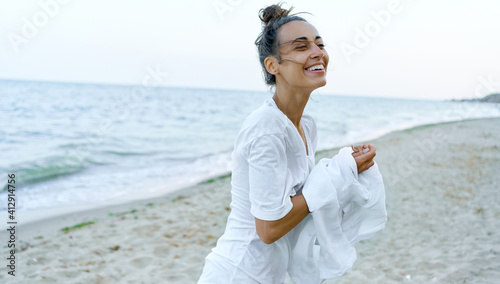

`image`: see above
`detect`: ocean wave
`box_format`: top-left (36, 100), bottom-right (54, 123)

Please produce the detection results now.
top-left (1, 155), bottom-right (87, 192)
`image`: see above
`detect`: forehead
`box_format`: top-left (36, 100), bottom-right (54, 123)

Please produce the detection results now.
top-left (277, 21), bottom-right (320, 43)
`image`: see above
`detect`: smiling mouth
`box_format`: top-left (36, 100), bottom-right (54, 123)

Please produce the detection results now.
top-left (305, 64), bottom-right (325, 71)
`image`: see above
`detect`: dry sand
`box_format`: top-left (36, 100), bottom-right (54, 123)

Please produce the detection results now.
top-left (1, 118), bottom-right (499, 283)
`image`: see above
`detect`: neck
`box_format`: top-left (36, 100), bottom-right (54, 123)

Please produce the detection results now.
top-left (272, 83), bottom-right (312, 127)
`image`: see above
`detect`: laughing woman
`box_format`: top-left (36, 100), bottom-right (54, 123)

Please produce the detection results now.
top-left (198, 3), bottom-right (376, 284)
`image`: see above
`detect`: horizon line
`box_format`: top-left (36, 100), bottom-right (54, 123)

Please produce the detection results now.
top-left (0, 77), bottom-right (451, 101)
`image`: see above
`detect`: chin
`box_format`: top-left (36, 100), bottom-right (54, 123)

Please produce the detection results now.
top-left (301, 81), bottom-right (326, 93)
top-left (313, 79), bottom-right (327, 89)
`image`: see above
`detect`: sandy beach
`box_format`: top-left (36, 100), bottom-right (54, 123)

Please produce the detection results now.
top-left (1, 118), bottom-right (499, 283)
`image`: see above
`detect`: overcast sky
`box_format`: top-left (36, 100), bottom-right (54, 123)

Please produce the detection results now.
top-left (1, 0), bottom-right (499, 100)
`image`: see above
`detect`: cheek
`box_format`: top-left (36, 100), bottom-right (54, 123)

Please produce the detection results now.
top-left (323, 51), bottom-right (330, 67)
top-left (281, 65), bottom-right (303, 80)
top-left (282, 52), bottom-right (309, 66)
top-left (295, 53), bottom-right (311, 65)
top-left (291, 63), bottom-right (307, 76)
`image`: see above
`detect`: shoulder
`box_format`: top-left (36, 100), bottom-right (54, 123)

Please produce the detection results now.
top-left (233, 99), bottom-right (290, 158)
top-left (240, 99), bottom-right (289, 140)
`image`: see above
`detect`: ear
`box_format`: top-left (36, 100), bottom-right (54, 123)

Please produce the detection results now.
top-left (264, 56), bottom-right (279, 75)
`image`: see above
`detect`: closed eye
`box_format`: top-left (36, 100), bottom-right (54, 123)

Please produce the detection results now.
top-left (294, 43), bottom-right (325, 50)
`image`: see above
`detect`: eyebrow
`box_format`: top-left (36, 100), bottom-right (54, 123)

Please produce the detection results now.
top-left (291, 36), bottom-right (322, 44)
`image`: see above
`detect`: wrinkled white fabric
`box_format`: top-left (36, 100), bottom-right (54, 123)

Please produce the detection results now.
top-left (288, 147), bottom-right (387, 284)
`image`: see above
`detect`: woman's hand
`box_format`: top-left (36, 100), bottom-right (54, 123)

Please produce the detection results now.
top-left (351, 144), bottom-right (376, 174)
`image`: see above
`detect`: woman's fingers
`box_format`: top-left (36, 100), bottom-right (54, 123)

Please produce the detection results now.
top-left (351, 145), bottom-right (364, 157)
top-left (364, 145), bottom-right (376, 158)
top-left (360, 161), bottom-right (375, 173)
top-left (357, 158), bottom-right (375, 174)
top-left (352, 151), bottom-right (363, 157)
top-left (367, 160), bottom-right (375, 169)
top-left (352, 145), bottom-right (363, 153)
top-left (359, 148), bottom-right (376, 162)
top-left (354, 144), bottom-right (377, 174)
top-left (367, 144), bottom-right (376, 154)
top-left (352, 145), bottom-right (374, 155)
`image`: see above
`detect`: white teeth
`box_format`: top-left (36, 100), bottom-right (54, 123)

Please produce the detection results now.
top-left (307, 65), bottom-right (324, 71)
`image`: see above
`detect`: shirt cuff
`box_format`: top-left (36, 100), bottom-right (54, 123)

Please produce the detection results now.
top-left (250, 198), bottom-right (293, 221)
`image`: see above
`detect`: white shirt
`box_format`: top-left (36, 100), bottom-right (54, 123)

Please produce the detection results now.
top-left (203, 98), bottom-right (317, 284)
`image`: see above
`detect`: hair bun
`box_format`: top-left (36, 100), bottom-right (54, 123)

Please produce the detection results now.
top-left (259, 3), bottom-right (293, 25)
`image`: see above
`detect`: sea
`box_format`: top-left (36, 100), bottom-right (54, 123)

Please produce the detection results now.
top-left (1, 79), bottom-right (499, 223)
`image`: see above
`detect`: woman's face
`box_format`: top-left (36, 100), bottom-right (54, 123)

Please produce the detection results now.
top-left (274, 21), bottom-right (329, 90)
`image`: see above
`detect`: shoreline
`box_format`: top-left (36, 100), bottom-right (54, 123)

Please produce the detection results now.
top-left (5, 116), bottom-right (498, 236)
top-left (1, 117), bottom-right (499, 283)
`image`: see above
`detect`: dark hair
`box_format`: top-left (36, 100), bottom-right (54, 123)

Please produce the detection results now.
top-left (254, 3), bottom-right (307, 86)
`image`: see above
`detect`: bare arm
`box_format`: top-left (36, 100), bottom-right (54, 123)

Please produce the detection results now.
top-left (255, 194), bottom-right (309, 244)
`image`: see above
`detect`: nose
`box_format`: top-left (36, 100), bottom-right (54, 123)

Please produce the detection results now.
top-left (310, 44), bottom-right (325, 59)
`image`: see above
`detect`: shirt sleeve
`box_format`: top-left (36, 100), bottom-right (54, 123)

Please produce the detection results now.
top-left (245, 133), bottom-right (293, 221)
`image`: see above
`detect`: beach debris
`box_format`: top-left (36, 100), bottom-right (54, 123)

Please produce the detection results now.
top-left (61, 221), bottom-right (95, 233)
top-left (109, 209), bottom-right (139, 218)
top-left (109, 245), bottom-right (120, 251)
top-left (92, 248), bottom-right (106, 256)
top-left (16, 241), bottom-right (32, 252)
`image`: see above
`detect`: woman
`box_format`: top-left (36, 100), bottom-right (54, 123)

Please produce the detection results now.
top-left (198, 4), bottom-right (376, 283)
